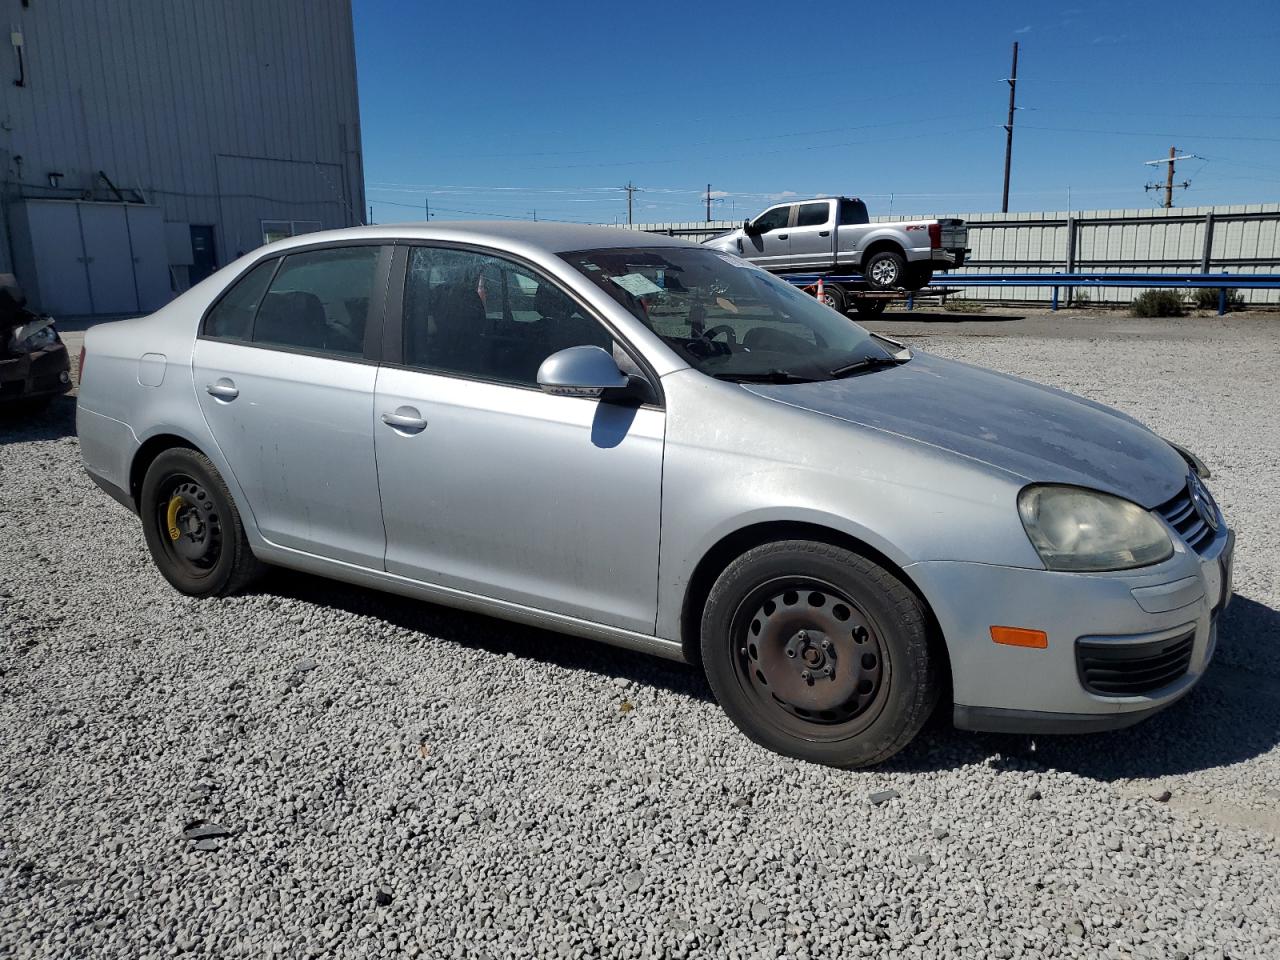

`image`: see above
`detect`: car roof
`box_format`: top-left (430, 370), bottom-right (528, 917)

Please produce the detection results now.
top-left (263, 220), bottom-right (697, 256)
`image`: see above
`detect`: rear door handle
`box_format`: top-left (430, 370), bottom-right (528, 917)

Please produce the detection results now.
top-left (206, 379), bottom-right (239, 401)
top-left (381, 407), bottom-right (427, 433)
top-left (819, 230), bottom-right (830, 237)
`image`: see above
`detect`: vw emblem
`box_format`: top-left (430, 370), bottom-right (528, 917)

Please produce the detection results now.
top-left (1188, 474), bottom-right (1220, 531)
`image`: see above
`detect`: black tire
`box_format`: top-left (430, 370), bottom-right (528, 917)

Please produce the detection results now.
top-left (139, 448), bottom-right (264, 597)
top-left (819, 283), bottom-right (847, 314)
top-left (863, 250), bottom-right (908, 290)
top-left (906, 266), bottom-right (934, 291)
top-left (700, 540), bottom-right (939, 768)
top-left (853, 299), bottom-right (888, 317)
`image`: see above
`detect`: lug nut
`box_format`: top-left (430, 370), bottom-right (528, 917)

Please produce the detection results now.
top-left (821, 638), bottom-right (832, 651)
top-left (824, 666), bottom-right (834, 677)
top-left (797, 630), bottom-right (808, 642)
top-left (801, 669), bottom-right (813, 681)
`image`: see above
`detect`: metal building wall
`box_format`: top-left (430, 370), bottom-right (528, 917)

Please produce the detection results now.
top-left (0, 0), bottom-right (364, 306)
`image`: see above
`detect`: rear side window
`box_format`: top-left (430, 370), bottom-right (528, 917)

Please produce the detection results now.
top-left (795, 202), bottom-right (830, 227)
top-left (839, 199), bottom-right (869, 225)
top-left (252, 246), bottom-right (379, 356)
top-left (204, 258), bottom-right (277, 340)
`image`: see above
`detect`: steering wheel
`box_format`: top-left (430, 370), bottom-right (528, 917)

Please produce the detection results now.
top-left (701, 323), bottom-right (738, 345)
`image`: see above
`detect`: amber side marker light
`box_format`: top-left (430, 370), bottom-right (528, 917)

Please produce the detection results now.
top-left (990, 626), bottom-right (1049, 649)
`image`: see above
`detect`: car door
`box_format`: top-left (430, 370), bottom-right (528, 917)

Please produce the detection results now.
top-left (192, 242), bottom-right (392, 568)
top-left (741, 204), bottom-right (794, 270)
top-left (372, 244), bottom-right (664, 634)
top-left (788, 200), bottom-right (835, 270)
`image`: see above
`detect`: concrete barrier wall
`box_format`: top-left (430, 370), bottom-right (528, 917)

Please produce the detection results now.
top-left (622, 204), bottom-right (1280, 304)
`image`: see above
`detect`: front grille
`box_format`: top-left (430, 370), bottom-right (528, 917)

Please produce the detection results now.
top-left (1156, 484), bottom-right (1215, 554)
top-left (1076, 630), bottom-right (1195, 696)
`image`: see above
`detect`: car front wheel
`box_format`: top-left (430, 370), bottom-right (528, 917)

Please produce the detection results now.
top-left (139, 448), bottom-right (263, 597)
top-left (701, 540), bottom-right (940, 767)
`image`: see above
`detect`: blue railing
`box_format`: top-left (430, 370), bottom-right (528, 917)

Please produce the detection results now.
top-left (933, 272), bottom-right (1280, 314)
top-left (782, 270), bottom-right (1280, 313)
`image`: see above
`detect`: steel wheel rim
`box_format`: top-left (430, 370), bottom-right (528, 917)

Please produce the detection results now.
top-left (822, 292), bottom-right (840, 309)
top-left (731, 577), bottom-right (890, 740)
top-left (155, 473), bottom-right (223, 576)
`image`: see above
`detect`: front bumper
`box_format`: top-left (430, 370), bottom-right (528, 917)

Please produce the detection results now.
top-left (0, 343), bottom-right (72, 403)
top-left (909, 523), bottom-right (1234, 734)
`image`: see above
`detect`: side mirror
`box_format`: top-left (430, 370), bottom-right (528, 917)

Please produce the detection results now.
top-left (743, 219), bottom-right (761, 237)
top-left (537, 345), bottom-right (628, 398)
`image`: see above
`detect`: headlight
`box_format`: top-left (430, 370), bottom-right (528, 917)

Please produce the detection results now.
top-left (8, 318), bottom-right (59, 353)
top-left (1018, 485), bottom-right (1173, 572)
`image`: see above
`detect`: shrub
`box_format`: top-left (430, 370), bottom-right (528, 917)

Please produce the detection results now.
top-left (1190, 286), bottom-right (1246, 312)
top-left (1131, 290), bottom-right (1185, 317)
top-left (1071, 290), bottom-right (1091, 308)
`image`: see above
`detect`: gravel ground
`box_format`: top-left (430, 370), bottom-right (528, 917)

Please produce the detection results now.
top-left (2, 314), bottom-right (1279, 959)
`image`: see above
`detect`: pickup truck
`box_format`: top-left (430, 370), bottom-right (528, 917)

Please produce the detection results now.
top-left (704, 196), bottom-right (967, 291)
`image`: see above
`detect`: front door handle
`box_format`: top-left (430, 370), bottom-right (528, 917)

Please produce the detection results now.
top-left (777, 233), bottom-right (788, 240)
top-left (206, 378), bottom-right (239, 401)
top-left (819, 230), bottom-right (830, 237)
top-left (381, 407), bottom-right (427, 433)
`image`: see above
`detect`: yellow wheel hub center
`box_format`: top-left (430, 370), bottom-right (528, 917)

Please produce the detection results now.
top-left (166, 495), bottom-right (185, 541)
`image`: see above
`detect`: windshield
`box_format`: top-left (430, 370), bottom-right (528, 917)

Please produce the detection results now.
top-left (560, 247), bottom-right (899, 382)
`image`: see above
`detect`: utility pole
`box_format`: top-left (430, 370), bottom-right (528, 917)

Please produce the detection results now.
top-left (368, 203), bottom-right (373, 225)
top-left (621, 181), bottom-right (640, 225)
top-left (1001, 41), bottom-right (1019, 214)
top-left (424, 197), bottom-right (430, 220)
top-left (1144, 146), bottom-right (1195, 208)
top-left (706, 183), bottom-right (712, 222)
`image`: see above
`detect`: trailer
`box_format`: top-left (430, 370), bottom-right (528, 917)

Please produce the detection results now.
top-left (781, 273), bottom-right (960, 316)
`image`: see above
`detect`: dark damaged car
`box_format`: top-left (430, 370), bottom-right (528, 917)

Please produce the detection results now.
top-left (0, 286), bottom-right (72, 412)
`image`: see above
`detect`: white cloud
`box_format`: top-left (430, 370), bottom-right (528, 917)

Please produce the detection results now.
top-left (1015, 24), bottom-right (1032, 34)
top-left (708, 190), bottom-right (730, 199)
top-left (768, 190), bottom-right (799, 201)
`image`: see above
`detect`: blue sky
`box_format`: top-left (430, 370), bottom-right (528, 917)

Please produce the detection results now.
top-left (353, 0), bottom-right (1280, 224)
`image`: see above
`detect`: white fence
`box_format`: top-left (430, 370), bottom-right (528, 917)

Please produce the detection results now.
top-left (622, 204), bottom-right (1280, 304)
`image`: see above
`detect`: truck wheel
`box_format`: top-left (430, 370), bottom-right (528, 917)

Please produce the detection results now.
top-left (864, 251), bottom-right (907, 290)
top-left (700, 540), bottom-right (940, 768)
top-left (820, 284), bottom-right (847, 313)
top-left (854, 299), bottom-right (887, 317)
top-left (906, 266), bottom-right (934, 290)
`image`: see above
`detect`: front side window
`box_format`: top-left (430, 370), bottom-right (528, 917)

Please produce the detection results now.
top-left (752, 205), bottom-right (791, 233)
top-left (402, 246), bottom-right (614, 386)
top-left (204, 258), bottom-right (278, 340)
top-left (562, 247), bottom-right (896, 383)
top-left (795, 202), bottom-right (830, 228)
top-left (252, 246), bottom-right (379, 356)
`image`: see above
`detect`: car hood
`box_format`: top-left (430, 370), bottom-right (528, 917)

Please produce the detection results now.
top-left (744, 351), bottom-right (1187, 507)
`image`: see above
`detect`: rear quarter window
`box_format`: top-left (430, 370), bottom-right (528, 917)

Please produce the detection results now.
top-left (203, 258), bottom-right (278, 340)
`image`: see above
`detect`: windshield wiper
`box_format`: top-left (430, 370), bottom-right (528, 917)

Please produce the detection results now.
top-left (829, 353), bottom-right (910, 378)
top-left (713, 369), bottom-right (818, 384)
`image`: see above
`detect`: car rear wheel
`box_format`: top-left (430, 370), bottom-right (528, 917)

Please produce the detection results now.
top-left (820, 283), bottom-right (847, 313)
top-left (700, 540), bottom-right (939, 768)
top-left (863, 250), bottom-right (908, 290)
top-left (140, 448), bottom-right (263, 597)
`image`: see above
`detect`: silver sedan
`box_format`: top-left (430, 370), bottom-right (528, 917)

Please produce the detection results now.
top-left (76, 222), bottom-right (1234, 767)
